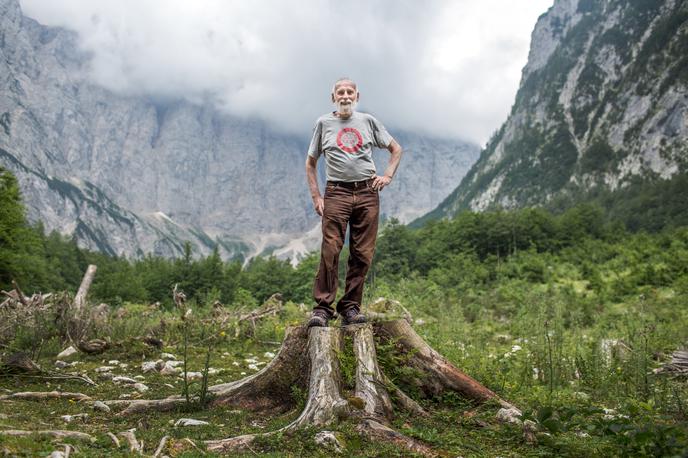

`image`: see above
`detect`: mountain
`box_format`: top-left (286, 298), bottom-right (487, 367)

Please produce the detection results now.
top-left (0, 0), bottom-right (479, 261)
top-left (424, 0), bottom-right (687, 225)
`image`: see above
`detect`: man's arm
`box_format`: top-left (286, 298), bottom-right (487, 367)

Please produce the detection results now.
top-left (371, 139), bottom-right (403, 191)
top-left (305, 155), bottom-right (324, 216)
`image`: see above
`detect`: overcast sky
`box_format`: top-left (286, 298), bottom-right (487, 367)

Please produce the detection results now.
top-left (20, 0), bottom-right (553, 145)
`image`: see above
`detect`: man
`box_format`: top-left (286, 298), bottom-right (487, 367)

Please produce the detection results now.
top-left (305, 78), bottom-right (402, 327)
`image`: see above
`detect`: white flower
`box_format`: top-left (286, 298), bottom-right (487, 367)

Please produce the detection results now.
top-left (511, 345), bottom-right (522, 352)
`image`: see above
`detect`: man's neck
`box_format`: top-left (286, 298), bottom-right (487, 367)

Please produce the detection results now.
top-left (335, 111), bottom-right (354, 119)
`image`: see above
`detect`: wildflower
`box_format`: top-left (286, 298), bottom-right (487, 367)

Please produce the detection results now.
top-left (511, 345), bottom-right (522, 352)
top-left (219, 331), bottom-right (226, 337)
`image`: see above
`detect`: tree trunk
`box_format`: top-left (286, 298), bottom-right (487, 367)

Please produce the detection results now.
top-left (108, 319), bottom-right (515, 456)
top-left (374, 319), bottom-right (508, 405)
top-left (74, 265), bottom-right (97, 315)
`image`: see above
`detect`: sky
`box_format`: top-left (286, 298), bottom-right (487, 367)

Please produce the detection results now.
top-left (20, 0), bottom-right (553, 145)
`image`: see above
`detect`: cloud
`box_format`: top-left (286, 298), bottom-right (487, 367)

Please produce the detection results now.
top-left (19, 0), bottom-right (552, 144)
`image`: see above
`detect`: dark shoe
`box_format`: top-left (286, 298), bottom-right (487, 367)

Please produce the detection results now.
top-left (307, 310), bottom-right (330, 328)
top-left (341, 307), bottom-right (366, 326)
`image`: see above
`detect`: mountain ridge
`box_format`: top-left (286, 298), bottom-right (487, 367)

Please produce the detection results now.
top-left (421, 0), bottom-right (687, 225)
top-left (0, 0), bottom-right (479, 261)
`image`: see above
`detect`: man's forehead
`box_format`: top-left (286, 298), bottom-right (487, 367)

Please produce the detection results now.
top-left (334, 80), bottom-right (357, 92)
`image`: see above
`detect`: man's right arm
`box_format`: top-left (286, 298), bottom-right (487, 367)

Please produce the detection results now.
top-left (305, 155), bottom-right (324, 216)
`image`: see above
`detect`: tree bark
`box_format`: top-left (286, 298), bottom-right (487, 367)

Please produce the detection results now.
top-left (206, 327), bottom-right (348, 453)
top-left (348, 324), bottom-right (393, 421)
top-left (107, 318), bottom-right (512, 456)
top-left (375, 319), bottom-right (505, 405)
top-left (74, 264), bottom-right (97, 315)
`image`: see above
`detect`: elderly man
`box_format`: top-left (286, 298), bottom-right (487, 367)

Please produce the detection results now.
top-left (305, 78), bottom-right (403, 327)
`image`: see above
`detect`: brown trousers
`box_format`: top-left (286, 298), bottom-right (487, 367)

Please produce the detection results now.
top-left (313, 180), bottom-right (379, 318)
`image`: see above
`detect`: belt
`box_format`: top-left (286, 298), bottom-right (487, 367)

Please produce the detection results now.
top-left (327, 179), bottom-right (373, 189)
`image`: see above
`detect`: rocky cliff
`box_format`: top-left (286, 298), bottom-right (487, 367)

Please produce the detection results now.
top-left (425, 0), bottom-right (687, 221)
top-left (0, 0), bottom-right (479, 260)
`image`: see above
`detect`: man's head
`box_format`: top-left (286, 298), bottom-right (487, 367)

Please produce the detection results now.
top-left (331, 78), bottom-right (359, 118)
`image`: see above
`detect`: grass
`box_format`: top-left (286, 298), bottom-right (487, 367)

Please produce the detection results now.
top-left (1, 278), bottom-right (687, 456)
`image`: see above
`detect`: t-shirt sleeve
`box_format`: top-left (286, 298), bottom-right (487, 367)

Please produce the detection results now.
top-left (369, 115), bottom-right (393, 148)
top-left (307, 120), bottom-right (323, 159)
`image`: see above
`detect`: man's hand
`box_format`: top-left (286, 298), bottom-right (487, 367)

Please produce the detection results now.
top-left (371, 175), bottom-right (392, 191)
top-left (306, 155), bottom-right (324, 216)
top-left (313, 196), bottom-right (324, 216)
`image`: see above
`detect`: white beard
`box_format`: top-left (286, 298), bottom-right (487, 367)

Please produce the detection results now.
top-left (337, 100), bottom-right (356, 116)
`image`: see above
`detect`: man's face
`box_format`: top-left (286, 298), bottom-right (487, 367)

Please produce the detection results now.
top-left (332, 81), bottom-right (359, 116)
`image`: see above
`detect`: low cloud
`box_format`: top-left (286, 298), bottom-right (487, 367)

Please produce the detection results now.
top-left (20, 0), bottom-right (552, 144)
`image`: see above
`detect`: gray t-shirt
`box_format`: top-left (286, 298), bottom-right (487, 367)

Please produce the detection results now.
top-left (307, 111), bottom-right (393, 182)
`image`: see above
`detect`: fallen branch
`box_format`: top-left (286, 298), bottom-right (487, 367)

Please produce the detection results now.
top-left (0, 391), bottom-right (91, 401)
top-left (153, 435), bottom-right (169, 457)
top-left (0, 373), bottom-right (97, 386)
top-left (184, 438), bottom-right (206, 455)
top-left (119, 429), bottom-right (143, 454)
top-left (107, 432), bottom-right (121, 448)
top-left (11, 281), bottom-right (29, 306)
top-left (357, 419), bottom-right (438, 457)
top-left (0, 429), bottom-right (94, 441)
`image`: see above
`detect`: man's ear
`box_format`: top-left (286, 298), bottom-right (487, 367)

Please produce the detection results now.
top-left (356, 92), bottom-right (360, 102)
top-left (331, 93), bottom-right (335, 103)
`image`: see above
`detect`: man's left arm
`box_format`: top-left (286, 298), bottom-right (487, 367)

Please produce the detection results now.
top-left (372, 139), bottom-right (402, 191)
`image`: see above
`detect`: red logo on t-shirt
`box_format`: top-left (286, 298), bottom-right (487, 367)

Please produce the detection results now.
top-left (336, 127), bottom-right (363, 153)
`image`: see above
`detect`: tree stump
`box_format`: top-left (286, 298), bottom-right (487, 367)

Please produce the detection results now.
top-left (112, 320), bottom-right (516, 456)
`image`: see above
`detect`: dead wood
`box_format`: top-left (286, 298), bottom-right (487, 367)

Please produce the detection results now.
top-left (107, 432), bottom-right (121, 448)
top-left (206, 326), bottom-right (348, 453)
top-left (74, 265), bottom-right (97, 315)
top-left (76, 338), bottom-right (108, 354)
top-left (0, 373), bottom-right (97, 386)
top-left (0, 391), bottom-right (91, 401)
top-left (655, 349), bottom-right (688, 375)
top-left (381, 372), bottom-right (429, 417)
top-left (109, 315), bottom-right (510, 456)
top-left (119, 429), bottom-right (143, 454)
top-left (0, 429), bottom-right (94, 441)
top-left (117, 325), bottom-right (309, 416)
top-left (357, 419), bottom-right (439, 457)
top-left (1, 352), bottom-right (41, 374)
top-left (0, 351), bottom-right (96, 385)
top-left (232, 293), bottom-right (285, 337)
top-left (347, 324), bottom-right (393, 421)
top-left (374, 319), bottom-right (509, 406)
top-left (153, 435), bottom-right (169, 457)
top-left (11, 281), bottom-right (29, 306)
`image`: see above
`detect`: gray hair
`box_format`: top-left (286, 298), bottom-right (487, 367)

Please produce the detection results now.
top-left (332, 77), bottom-right (357, 94)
